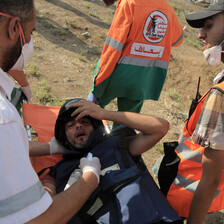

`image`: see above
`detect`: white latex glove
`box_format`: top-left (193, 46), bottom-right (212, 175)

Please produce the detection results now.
top-left (21, 85), bottom-right (32, 102)
top-left (87, 92), bottom-right (98, 104)
top-left (79, 153), bottom-right (101, 183)
top-left (48, 137), bottom-right (66, 155)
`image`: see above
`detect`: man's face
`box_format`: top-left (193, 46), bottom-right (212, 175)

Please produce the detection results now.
top-left (2, 9), bottom-right (36, 72)
top-left (65, 117), bottom-right (94, 149)
top-left (198, 13), bottom-right (224, 50)
top-left (2, 37), bottom-right (21, 72)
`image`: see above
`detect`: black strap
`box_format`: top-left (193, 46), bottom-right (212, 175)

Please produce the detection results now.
top-left (117, 127), bottom-right (136, 168)
top-left (118, 137), bottom-right (130, 168)
top-left (37, 166), bottom-right (56, 178)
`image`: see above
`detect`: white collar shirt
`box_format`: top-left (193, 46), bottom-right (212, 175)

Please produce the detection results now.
top-left (213, 69), bottom-right (224, 85)
top-left (0, 68), bottom-right (52, 224)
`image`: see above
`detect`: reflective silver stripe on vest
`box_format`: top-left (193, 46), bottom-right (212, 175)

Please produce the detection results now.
top-left (176, 135), bottom-right (203, 164)
top-left (173, 174), bottom-right (222, 198)
top-left (178, 133), bottom-right (186, 144)
top-left (176, 142), bottom-right (203, 164)
top-left (173, 173), bottom-right (198, 194)
top-left (0, 181), bottom-right (46, 217)
top-left (118, 56), bottom-right (169, 69)
top-left (172, 32), bottom-right (183, 46)
top-left (105, 36), bottom-right (124, 51)
top-left (87, 197), bottom-right (103, 216)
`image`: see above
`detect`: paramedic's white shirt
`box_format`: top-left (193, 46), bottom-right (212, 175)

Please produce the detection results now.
top-left (0, 69), bottom-right (52, 224)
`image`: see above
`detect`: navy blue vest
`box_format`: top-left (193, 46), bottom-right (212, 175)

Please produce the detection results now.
top-left (55, 126), bottom-right (182, 224)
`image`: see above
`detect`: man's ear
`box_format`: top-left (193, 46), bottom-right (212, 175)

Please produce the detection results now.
top-left (8, 17), bottom-right (20, 41)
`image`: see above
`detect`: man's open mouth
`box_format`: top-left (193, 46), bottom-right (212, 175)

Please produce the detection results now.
top-left (76, 131), bottom-right (85, 138)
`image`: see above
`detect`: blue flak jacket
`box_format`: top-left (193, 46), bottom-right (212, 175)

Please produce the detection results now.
top-left (55, 125), bottom-right (182, 224)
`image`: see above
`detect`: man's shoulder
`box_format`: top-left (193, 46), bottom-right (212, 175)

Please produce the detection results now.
top-left (212, 82), bottom-right (224, 93)
top-left (208, 83), bottom-right (224, 100)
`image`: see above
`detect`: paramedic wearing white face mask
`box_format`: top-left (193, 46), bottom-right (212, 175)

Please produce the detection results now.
top-left (203, 39), bottom-right (224, 66)
top-left (10, 25), bottom-right (34, 71)
top-left (0, 12), bottom-right (34, 102)
top-left (0, 1), bottom-right (101, 224)
top-left (159, 2), bottom-right (224, 224)
top-left (185, 1), bottom-right (224, 223)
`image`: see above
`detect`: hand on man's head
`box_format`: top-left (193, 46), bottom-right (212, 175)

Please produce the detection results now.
top-left (69, 100), bottom-right (106, 121)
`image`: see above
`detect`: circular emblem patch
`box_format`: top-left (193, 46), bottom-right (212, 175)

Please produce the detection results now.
top-left (143, 11), bottom-right (168, 43)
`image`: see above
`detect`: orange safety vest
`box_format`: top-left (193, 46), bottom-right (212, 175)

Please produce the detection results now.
top-left (167, 82), bottom-right (224, 218)
top-left (94, 0), bottom-right (183, 87)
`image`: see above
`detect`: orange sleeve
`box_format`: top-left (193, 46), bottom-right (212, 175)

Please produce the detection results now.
top-left (95, 0), bottom-right (132, 86)
top-left (171, 8), bottom-right (184, 47)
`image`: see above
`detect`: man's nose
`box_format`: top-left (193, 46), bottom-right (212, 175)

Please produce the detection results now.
top-left (198, 28), bottom-right (206, 40)
top-left (75, 121), bottom-right (82, 129)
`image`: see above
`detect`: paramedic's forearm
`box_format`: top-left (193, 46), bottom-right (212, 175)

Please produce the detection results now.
top-left (29, 141), bottom-right (50, 157)
top-left (73, 101), bottom-right (168, 136)
top-left (104, 110), bottom-right (169, 136)
top-left (27, 171), bottom-right (98, 224)
top-left (104, 110), bottom-right (169, 156)
top-left (187, 149), bottom-right (224, 224)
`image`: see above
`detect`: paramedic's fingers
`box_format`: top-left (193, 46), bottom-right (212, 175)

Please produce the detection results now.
top-left (70, 100), bottom-right (105, 121)
top-left (48, 137), bottom-right (66, 155)
top-left (79, 157), bottom-right (101, 183)
top-left (21, 84), bottom-right (32, 102)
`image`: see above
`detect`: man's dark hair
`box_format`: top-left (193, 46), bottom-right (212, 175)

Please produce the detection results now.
top-left (0, 0), bottom-right (34, 26)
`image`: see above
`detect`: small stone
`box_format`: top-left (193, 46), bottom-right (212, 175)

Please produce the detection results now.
top-left (82, 32), bottom-right (91, 38)
top-left (65, 77), bottom-right (71, 82)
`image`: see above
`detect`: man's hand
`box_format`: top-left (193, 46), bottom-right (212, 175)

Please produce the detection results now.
top-left (69, 100), bottom-right (106, 121)
top-left (79, 153), bottom-right (101, 183)
top-left (48, 137), bottom-right (66, 155)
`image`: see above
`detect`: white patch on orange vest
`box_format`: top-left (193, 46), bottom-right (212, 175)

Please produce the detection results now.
top-left (130, 42), bottom-right (164, 58)
top-left (143, 10), bottom-right (168, 43)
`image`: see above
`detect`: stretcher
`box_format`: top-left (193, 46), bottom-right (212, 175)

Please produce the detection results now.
top-left (22, 102), bottom-right (62, 176)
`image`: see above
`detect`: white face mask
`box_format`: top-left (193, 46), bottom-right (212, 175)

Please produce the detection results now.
top-left (203, 40), bottom-right (224, 66)
top-left (11, 38), bottom-right (34, 71)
